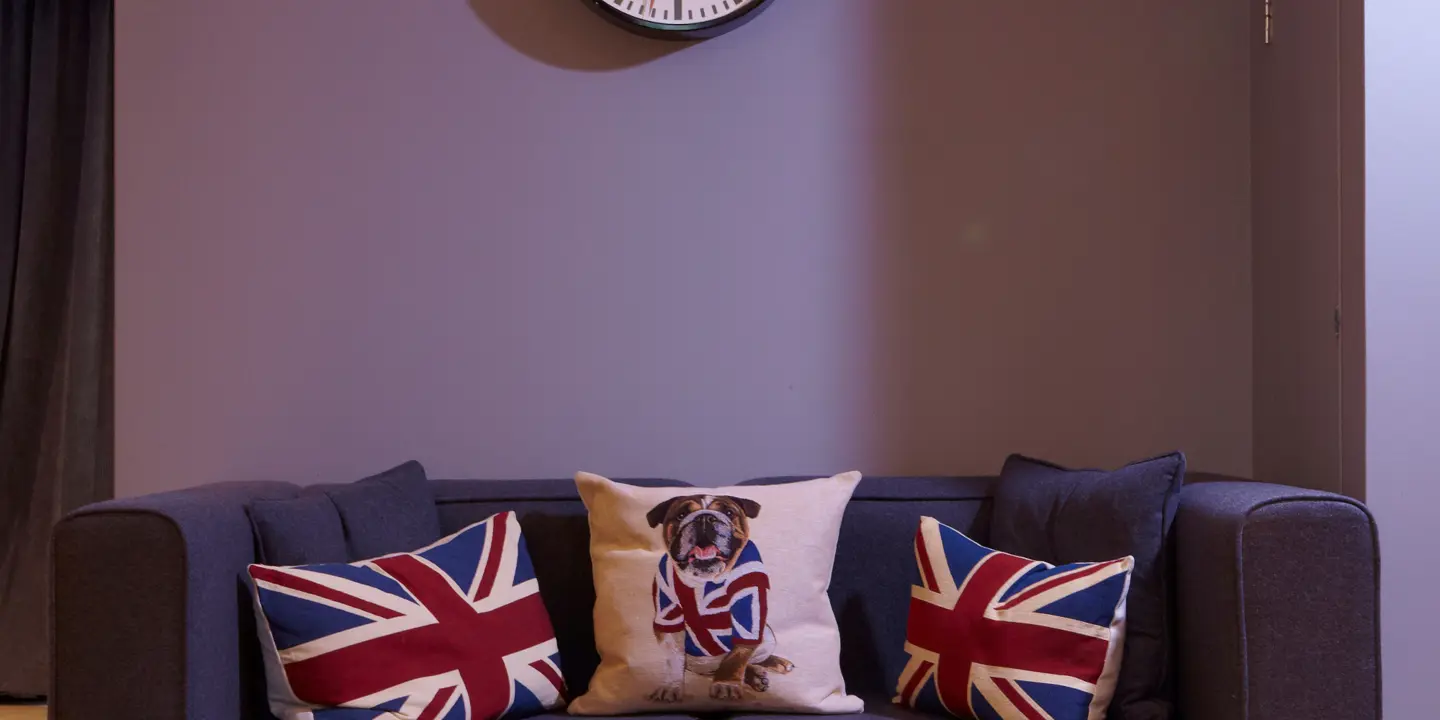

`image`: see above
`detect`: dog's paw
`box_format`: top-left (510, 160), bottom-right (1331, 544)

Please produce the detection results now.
top-left (710, 680), bottom-right (746, 701)
top-left (649, 685), bottom-right (683, 703)
top-left (745, 666), bottom-right (770, 693)
top-left (761, 656), bottom-right (796, 674)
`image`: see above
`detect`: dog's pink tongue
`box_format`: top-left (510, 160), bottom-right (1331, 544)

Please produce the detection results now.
top-left (691, 546), bottom-right (718, 560)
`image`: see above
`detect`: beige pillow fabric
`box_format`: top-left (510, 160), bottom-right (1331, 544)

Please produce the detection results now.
top-left (569, 472), bottom-right (865, 715)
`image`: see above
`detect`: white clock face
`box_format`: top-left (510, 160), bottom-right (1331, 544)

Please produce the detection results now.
top-left (604, 0), bottom-right (756, 27)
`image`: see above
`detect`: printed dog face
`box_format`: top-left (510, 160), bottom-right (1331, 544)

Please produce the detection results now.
top-left (647, 495), bottom-right (762, 582)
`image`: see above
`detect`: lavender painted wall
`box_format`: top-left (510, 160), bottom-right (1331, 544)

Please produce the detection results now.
top-left (116, 0), bottom-right (1252, 493)
top-left (1366, 0), bottom-right (1440, 713)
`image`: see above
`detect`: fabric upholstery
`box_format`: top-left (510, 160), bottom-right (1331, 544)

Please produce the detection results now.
top-left (49, 475), bottom-right (1382, 720)
top-left (989, 454), bottom-right (1185, 720)
top-left (1175, 481), bottom-right (1380, 720)
top-left (730, 694), bottom-right (955, 720)
top-left (526, 714), bottom-right (703, 720)
top-left (327, 460), bottom-right (442, 560)
top-left (246, 493), bottom-right (347, 566)
top-left (245, 461), bottom-right (442, 567)
top-left (52, 481), bottom-right (299, 720)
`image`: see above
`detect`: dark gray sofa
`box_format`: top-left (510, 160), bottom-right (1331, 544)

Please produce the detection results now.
top-left (50, 475), bottom-right (1380, 720)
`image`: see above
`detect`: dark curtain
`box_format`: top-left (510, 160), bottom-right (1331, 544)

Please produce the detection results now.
top-left (0, 0), bottom-right (113, 698)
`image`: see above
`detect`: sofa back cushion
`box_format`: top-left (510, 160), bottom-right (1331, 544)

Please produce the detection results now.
top-left (327, 460), bottom-right (443, 559)
top-left (246, 461), bottom-right (443, 566)
top-left (247, 492), bottom-right (349, 566)
top-left (989, 454), bottom-right (1185, 720)
top-left (431, 476), bottom-right (995, 700)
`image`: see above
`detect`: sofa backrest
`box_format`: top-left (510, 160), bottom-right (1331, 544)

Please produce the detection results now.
top-left (430, 475), bottom-right (995, 699)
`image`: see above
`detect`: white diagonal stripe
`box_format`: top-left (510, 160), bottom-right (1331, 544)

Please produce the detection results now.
top-left (919, 517), bottom-right (958, 596)
top-left (468, 516), bottom-right (498, 600)
top-left (977, 663), bottom-right (1099, 695)
top-left (985, 558), bottom-right (1132, 639)
top-left (971, 667), bottom-right (1059, 720)
top-left (278, 611), bottom-right (437, 664)
top-left (268, 566), bottom-right (417, 615)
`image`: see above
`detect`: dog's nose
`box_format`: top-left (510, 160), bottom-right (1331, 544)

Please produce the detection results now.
top-left (692, 514), bottom-right (723, 542)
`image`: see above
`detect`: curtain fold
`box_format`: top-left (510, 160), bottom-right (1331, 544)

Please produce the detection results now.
top-left (0, 0), bottom-right (114, 698)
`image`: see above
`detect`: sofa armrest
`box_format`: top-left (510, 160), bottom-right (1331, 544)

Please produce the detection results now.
top-left (1174, 481), bottom-right (1380, 720)
top-left (52, 481), bottom-right (297, 720)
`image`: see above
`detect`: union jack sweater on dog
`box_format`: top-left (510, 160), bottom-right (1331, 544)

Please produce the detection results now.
top-left (653, 542), bottom-right (770, 657)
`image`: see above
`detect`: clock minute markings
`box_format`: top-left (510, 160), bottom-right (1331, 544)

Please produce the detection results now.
top-left (674, 0), bottom-right (682, 22)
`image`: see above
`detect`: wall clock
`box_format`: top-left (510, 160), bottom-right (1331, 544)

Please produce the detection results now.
top-left (586, 0), bottom-right (776, 40)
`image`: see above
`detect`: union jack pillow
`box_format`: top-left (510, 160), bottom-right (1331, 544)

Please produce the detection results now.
top-left (247, 511), bottom-right (566, 720)
top-left (895, 517), bottom-right (1132, 720)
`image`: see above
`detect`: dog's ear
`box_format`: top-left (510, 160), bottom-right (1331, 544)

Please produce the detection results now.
top-left (647, 498), bottom-right (682, 528)
top-left (727, 497), bottom-right (761, 519)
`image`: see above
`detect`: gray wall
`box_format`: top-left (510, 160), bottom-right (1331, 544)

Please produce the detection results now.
top-left (115, 0), bottom-right (1253, 493)
top-left (1366, 0), bottom-right (1440, 714)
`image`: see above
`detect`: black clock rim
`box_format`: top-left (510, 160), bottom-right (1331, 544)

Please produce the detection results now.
top-left (584, 0), bottom-right (776, 41)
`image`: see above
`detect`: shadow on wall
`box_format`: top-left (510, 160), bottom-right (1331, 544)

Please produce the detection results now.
top-left (459, 0), bottom-right (1253, 475)
top-left (467, 0), bottom-right (685, 70)
top-left (862, 2), bottom-right (1251, 473)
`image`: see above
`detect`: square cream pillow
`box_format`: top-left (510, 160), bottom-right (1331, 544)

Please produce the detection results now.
top-left (569, 472), bottom-right (865, 715)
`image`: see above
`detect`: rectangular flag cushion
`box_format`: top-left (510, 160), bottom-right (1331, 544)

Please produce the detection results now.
top-left (896, 516), bottom-right (1132, 720)
top-left (248, 511), bottom-right (566, 720)
top-left (568, 472), bottom-right (864, 715)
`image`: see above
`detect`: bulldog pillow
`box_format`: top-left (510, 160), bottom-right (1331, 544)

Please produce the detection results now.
top-left (570, 472), bottom-right (864, 715)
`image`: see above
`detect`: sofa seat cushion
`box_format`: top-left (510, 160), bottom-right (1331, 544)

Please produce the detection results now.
top-left (729, 694), bottom-right (936, 720)
top-left (527, 714), bottom-right (706, 720)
